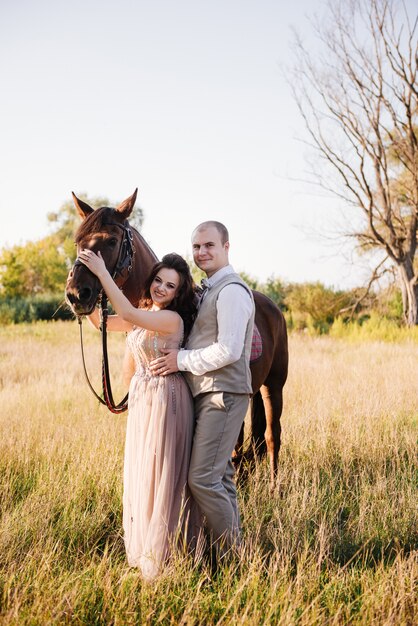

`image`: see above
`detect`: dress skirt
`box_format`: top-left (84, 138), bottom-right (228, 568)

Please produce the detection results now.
top-left (123, 368), bottom-right (199, 579)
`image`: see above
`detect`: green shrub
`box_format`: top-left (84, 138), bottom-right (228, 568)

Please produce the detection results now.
top-left (0, 295), bottom-right (73, 325)
top-left (330, 312), bottom-right (418, 342)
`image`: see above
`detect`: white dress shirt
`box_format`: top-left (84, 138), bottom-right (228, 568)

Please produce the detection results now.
top-left (177, 265), bottom-right (253, 376)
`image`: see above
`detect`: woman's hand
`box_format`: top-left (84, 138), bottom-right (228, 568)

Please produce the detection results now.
top-left (78, 249), bottom-right (108, 279)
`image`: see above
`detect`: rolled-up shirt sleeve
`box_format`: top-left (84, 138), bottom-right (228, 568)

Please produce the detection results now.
top-left (177, 284), bottom-right (253, 376)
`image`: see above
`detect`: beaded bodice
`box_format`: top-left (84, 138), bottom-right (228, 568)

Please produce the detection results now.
top-left (126, 323), bottom-right (183, 377)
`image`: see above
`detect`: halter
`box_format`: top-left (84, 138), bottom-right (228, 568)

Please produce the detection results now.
top-left (108, 222), bottom-right (135, 285)
top-left (76, 221), bottom-right (135, 414)
top-left (72, 221), bottom-right (134, 285)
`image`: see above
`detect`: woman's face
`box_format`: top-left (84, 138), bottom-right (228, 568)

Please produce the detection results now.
top-left (150, 268), bottom-right (181, 308)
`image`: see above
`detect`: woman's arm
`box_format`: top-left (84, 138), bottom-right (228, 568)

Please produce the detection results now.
top-left (78, 250), bottom-right (181, 335)
top-left (86, 308), bottom-right (101, 330)
top-left (86, 308), bottom-right (133, 332)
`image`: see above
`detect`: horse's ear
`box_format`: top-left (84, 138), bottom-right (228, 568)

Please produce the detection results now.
top-left (115, 188), bottom-right (138, 219)
top-left (72, 192), bottom-right (94, 220)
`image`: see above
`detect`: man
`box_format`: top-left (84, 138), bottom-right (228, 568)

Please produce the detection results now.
top-left (150, 221), bottom-right (255, 558)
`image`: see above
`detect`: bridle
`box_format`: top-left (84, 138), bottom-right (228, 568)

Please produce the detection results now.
top-left (72, 220), bottom-right (135, 286)
top-left (75, 221), bottom-right (135, 414)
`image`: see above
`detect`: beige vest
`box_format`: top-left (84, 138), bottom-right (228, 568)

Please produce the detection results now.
top-left (184, 273), bottom-right (255, 397)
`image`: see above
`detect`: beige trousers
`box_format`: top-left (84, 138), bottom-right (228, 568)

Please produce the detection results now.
top-left (188, 391), bottom-right (250, 550)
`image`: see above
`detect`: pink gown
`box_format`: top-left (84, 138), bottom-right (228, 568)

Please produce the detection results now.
top-left (123, 321), bottom-right (201, 579)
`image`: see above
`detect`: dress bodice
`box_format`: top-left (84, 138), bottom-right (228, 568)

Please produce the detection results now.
top-left (126, 321), bottom-right (184, 376)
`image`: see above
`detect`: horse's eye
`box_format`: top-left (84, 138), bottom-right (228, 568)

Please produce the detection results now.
top-left (107, 238), bottom-right (118, 247)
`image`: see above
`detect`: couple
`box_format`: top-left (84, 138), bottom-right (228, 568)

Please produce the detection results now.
top-left (78, 221), bottom-right (255, 580)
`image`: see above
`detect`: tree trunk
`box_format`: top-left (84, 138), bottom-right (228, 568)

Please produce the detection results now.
top-left (397, 262), bottom-right (418, 326)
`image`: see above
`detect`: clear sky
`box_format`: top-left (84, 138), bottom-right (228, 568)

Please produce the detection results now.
top-left (1, 0), bottom-right (413, 288)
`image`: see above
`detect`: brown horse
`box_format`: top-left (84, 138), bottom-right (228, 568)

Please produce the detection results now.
top-left (65, 189), bottom-right (288, 487)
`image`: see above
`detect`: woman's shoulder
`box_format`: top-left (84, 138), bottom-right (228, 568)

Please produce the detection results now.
top-left (163, 310), bottom-right (183, 334)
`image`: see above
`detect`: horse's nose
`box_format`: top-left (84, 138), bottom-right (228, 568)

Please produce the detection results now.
top-left (66, 291), bottom-right (76, 305)
top-left (78, 286), bottom-right (93, 303)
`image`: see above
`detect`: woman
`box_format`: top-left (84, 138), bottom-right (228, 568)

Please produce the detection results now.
top-left (78, 249), bottom-right (201, 580)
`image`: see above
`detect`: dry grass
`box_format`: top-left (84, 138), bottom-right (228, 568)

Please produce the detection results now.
top-left (0, 321), bottom-right (417, 625)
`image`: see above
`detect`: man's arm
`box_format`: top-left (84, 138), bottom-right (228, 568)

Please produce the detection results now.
top-left (150, 284), bottom-right (253, 376)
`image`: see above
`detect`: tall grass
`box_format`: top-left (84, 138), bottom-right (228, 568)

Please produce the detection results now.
top-left (0, 321), bottom-right (417, 624)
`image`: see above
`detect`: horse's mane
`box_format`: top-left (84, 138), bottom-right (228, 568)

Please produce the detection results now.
top-left (75, 207), bottom-right (121, 244)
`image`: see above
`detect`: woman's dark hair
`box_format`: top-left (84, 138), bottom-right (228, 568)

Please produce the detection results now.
top-left (139, 253), bottom-right (197, 343)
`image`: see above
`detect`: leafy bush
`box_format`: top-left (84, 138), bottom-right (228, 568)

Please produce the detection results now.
top-left (330, 312), bottom-right (418, 343)
top-left (258, 276), bottom-right (288, 310)
top-left (0, 294), bottom-right (73, 325)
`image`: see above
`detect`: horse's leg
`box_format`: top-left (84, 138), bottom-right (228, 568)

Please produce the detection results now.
top-left (251, 390), bottom-right (267, 458)
top-left (233, 424), bottom-right (244, 459)
top-left (259, 383), bottom-right (283, 490)
top-left (232, 423), bottom-right (244, 474)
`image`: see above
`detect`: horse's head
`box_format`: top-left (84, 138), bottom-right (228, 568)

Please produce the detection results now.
top-left (65, 189), bottom-right (138, 316)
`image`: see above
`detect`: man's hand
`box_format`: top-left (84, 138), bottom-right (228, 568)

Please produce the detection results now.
top-left (149, 348), bottom-right (180, 376)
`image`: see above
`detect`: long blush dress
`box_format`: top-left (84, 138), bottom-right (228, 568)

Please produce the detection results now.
top-left (123, 322), bottom-right (200, 580)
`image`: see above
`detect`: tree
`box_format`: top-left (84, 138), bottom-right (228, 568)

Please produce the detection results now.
top-left (290, 0), bottom-right (418, 325)
top-left (285, 281), bottom-right (352, 332)
top-left (0, 238), bottom-right (69, 297)
top-left (260, 276), bottom-right (288, 310)
top-left (238, 272), bottom-right (259, 290)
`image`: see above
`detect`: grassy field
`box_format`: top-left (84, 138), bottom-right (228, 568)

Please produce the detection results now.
top-left (0, 321), bottom-right (417, 625)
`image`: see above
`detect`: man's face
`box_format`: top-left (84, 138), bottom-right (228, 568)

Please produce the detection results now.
top-left (191, 226), bottom-right (229, 277)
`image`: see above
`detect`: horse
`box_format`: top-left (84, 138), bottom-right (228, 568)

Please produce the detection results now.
top-left (65, 189), bottom-right (288, 487)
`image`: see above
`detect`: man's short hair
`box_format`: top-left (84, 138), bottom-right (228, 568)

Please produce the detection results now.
top-left (194, 221), bottom-right (229, 245)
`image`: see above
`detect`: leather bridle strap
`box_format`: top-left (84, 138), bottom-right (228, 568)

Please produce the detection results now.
top-left (77, 221), bottom-right (134, 414)
top-left (109, 222), bottom-right (135, 286)
top-left (77, 295), bottom-right (129, 413)
top-left (99, 293), bottom-right (129, 413)
top-left (78, 314), bottom-right (107, 406)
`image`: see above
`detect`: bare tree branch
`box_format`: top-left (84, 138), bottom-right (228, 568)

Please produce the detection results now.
top-left (289, 0), bottom-right (418, 325)
top-left (339, 255), bottom-right (391, 320)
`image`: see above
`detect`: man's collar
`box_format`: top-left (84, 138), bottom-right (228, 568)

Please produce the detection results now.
top-left (205, 264), bottom-right (234, 287)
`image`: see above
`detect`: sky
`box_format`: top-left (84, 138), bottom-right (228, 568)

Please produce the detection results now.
top-left (1, 0), bottom-right (414, 288)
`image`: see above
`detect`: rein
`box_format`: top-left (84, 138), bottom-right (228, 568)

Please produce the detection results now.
top-left (76, 221), bottom-right (134, 414)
